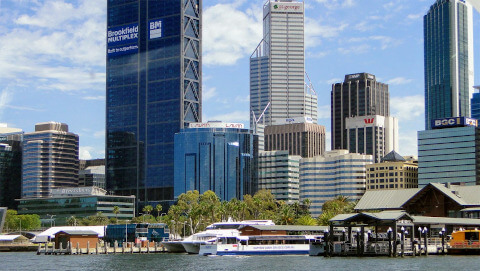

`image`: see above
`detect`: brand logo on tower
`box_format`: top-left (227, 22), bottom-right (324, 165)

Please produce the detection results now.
top-left (364, 118), bottom-right (374, 124)
top-left (149, 19), bottom-right (163, 40)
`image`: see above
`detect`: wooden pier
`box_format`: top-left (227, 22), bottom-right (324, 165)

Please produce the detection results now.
top-left (37, 241), bottom-right (167, 255)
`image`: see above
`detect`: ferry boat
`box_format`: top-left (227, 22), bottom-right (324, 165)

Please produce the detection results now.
top-left (448, 229), bottom-right (480, 254)
top-left (181, 220), bottom-right (275, 254)
top-left (199, 235), bottom-right (320, 256)
top-left (161, 238), bottom-right (186, 253)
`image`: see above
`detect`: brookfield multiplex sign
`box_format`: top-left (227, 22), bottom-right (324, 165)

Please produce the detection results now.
top-left (107, 23), bottom-right (139, 56)
top-left (432, 117), bottom-right (478, 129)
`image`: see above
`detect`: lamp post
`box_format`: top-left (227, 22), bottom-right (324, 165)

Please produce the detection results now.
top-left (423, 227), bottom-right (428, 256)
top-left (440, 227), bottom-right (446, 254)
top-left (324, 229), bottom-right (330, 257)
top-left (356, 228), bottom-right (361, 256)
top-left (418, 226), bottom-right (422, 255)
top-left (400, 227), bottom-right (405, 257)
top-left (387, 227), bottom-right (392, 257)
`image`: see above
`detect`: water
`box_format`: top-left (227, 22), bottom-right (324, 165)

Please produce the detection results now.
top-left (1, 253), bottom-right (479, 271)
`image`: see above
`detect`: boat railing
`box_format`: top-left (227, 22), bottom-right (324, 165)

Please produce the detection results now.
top-left (450, 240), bottom-right (480, 248)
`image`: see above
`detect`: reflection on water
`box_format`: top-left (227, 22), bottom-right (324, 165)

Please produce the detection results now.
top-left (1, 252), bottom-right (479, 271)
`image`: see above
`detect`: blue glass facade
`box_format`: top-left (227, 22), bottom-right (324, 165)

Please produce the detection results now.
top-left (174, 128), bottom-right (257, 201)
top-left (418, 126), bottom-right (480, 186)
top-left (0, 139), bottom-right (22, 209)
top-left (106, 0), bottom-right (202, 209)
top-left (471, 92), bottom-right (480, 120)
top-left (424, 0), bottom-right (473, 130)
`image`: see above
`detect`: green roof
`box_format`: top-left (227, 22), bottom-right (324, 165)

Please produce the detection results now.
top-left (354, 189), bottom-right (419, 210)
top-left (330, 211), bottom-right (412, 223)
top-left (412, 216), bottom-right (480, 226)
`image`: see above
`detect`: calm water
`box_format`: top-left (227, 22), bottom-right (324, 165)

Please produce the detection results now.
top-left (1, 252), bottom-right (480, 271)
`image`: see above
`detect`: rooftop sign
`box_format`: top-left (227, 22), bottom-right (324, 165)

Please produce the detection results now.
top-left (189, 122), bottom-right (245, 129)
top-left (432, 117), bottom-right (478, 129)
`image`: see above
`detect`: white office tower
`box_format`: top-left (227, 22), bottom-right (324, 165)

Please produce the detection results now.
top-left (300, 150), bottom-right (373, 217)
top-left (344, 115), bottom-right (399, 163)
top-left (250, 0), bottom-right (317, 133)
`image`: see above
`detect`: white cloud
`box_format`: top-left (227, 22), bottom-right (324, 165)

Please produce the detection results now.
top-left (315, 0), bottom-right (356, 9)
top-left (203, 87), bottom-right (217, 101)
top-left (83, 96), bottom-right (105, 101)
top-left (338, 44), bottom-right (371, 55)
top-left (207, 111), bottom-right (249, 123)
top-left (93, 130), bottom-right (105, 139)
top-left (407, 12), bottom-right (424, 21)
top-left (317, 105), bottom-right (331, 119)
top-left (203, 3), bottom-right (262, 66)
top-left (79, 146), bottom-right (93, 160)
top-left (397, 130), bottom-right (418, 156)
top-left (391, 95), bottom-right (424, 121)
top-left (387, 77), bottom-right (413, 85)
top-left (326, 78), bottom-right (342, 85)
top-left (235, 95), bottom-right (249, 103)
top-left (0, 88), bottom-right (12, 120)
top-left (305, 18), bottom-right (348, 47)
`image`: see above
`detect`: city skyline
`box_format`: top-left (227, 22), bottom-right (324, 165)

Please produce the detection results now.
top-left (1, 0), bottom-right (480, 160)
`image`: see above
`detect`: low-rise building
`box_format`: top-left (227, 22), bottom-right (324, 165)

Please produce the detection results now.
top-left (366, 151), bottom-right (418, 190)
top-left (258, 150), bottom-right (301, 203)
top-left (300, 150), bottom-right (373, 217)
top-left (17, 187), bottom-right (135, 226)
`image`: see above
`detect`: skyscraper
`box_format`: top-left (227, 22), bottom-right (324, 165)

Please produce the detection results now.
top-left (471, 87), bottom-right (480, 120)
top-left (331, 73), bottom-right (389, 151)
top-left (250, 0), bottom-right (317, 130)
top-left (22, 122), bottom-right (79, 199)
top-left (106, 1), bottom-right (202, 208)
top-left (424, 0), bottom-right (474, 130)
top-left (0, 124), bottom-right (23, 209)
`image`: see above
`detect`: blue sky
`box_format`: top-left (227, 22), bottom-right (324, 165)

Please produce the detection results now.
top-left (0, 0), bottom-right (479, 159)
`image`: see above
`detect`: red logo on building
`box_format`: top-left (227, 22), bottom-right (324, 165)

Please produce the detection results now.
top-left (364, 118), bottom-right (374, 124)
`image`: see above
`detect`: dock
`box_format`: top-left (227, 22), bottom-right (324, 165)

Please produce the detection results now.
top-left (37, 241), bottom-right (167, 255)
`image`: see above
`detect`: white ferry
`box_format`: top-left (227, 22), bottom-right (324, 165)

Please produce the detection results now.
top-left (181, 220), bottom-right (275, 254)
top-left (199, 235), bottom-right (320, 256)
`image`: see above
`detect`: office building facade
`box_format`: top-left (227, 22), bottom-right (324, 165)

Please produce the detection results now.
top-left (174, 122), bottom-right (257, 201)
top-left (424, 0), bottom-right (474, 130)
top-left (79, 166), bottom-right (106, 190)
top-left (250, 0), bottom-right (317, 129)
top-left (331, 73), bottom-right (389, 150)
top-left (345, 115), bottom-right (398, 163)
top-left (0, 124), bottom-right (23, 209)
top-left (299, 150), bottom-right (373, 216)
top-left (106, 0), bottom-right (202, 208)
top-left (418, 117), bottom-right (480, 186)
top-left (366, 151), bottom-right (418, 190)
top-left (258, 150), bottom-right (301, 203)
top-left (471, 88), bottom-right (480, 120)
top-left (22, 122), bottom-right (79, 199)
top-left (265, 117), bottom-right (325, 158)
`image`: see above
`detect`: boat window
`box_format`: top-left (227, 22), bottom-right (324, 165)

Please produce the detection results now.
top-left (465, 232), bottom-right (479, 241)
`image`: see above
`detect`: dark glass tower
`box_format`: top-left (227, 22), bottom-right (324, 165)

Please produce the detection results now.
top-left (471, 88), bottom-right (480, 120)
top-left (106, 0), bottom-right (202, 209)
top-left (331, 73), bottom-right (389, 151)
top-left (424, 0), bottom-right (474, 130)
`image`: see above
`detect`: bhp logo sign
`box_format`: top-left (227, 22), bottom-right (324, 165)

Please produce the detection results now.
top-left (364, 118), bottom-right (374, 124)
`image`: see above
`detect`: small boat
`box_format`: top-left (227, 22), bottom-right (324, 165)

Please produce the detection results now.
top-left (199, 235), bottom-right (320, 256)
top-left (448, 229), bottom-right (480, 254)
top-left (181, 220), bottom-right (275, 254)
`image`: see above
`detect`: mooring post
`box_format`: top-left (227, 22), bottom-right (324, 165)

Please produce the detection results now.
top-left (324, 229), bottom-right (330, 257)
top-left (96, 242), bottom-right (99, 254)
top-left (423, 227), bottom-right (428, 256)
top-left (400, 227), bottom-right (405, 258)
top-left (441, 228), bottom-right (446, 255)
top-left (87, 241), bottom-right (90, 254)
top-left (387, 227), bottom-right (392, 257)
top-left (76, 242), bottom-right (80, 255)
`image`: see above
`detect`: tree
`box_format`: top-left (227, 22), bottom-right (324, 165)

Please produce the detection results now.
top-left (296, 215), bottom-right (317, 226)
top-left (142, 205), bottom-right (153, 215)
top-left (155, 204), bottom-right (163, 218)
top-left (5, 210), bottom-right (41, 231)
top-left (317, 196), bottom-right (356, 226)
top-left (112, 206), bottom-right (120, 224)
top-left (66, 216), bottom-right (78, 226)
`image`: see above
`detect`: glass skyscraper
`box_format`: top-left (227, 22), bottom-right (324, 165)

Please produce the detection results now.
top-left (471, 89), bottom-right (480, 120)
top-left (106, 0), bottom-right (202, 208)
top-left (424, 0), bottom-right (474, 130)
top-left (250, 0), bottom-right (317, 130)
top-left (174, 123), bottom-right (257, 201)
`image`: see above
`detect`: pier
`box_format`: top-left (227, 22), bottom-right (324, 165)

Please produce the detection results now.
top-left (37, 241), bottom-right (167, 255)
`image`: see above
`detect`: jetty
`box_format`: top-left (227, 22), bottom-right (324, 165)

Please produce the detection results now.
top-left (37, 241), bottom-right (167, 255)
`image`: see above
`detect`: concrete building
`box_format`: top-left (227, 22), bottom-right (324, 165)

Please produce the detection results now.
top-left (106, 0), bottom-right (202, 209)
top-left (174, 122), bottom-right (257, 201)
top-left (331, 73), bottom-right (389, 151)
top-left (250, 0), bottom-right (317, 129)
top-left (0, 124), bottom-right (23, 209)
top-left (265, 117), bottom-right (326, 158)
top-left (17, 186), bottom-right (135, 226)
top-left (80, 159), bottom-right (105, 170)
top-left (345, 115), bottom-right (398, 163)
top-left (424, 0), bottom-right (475, 130)
top-left (22, 122), bottom-right (79, 199)
top-left (299, 150), bottom-right (373, 217)
top-left (258, 150), bottom-right (301, 203)
top-left (366, 151), bottom-right (418, 191)
top-left (79, 166), bottom-right (106, 190)
top-left (418, 117), bottom-right (480, 186)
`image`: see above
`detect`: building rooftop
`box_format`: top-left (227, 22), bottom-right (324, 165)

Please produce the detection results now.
top-left (381, 150), bottom-right (406, 162)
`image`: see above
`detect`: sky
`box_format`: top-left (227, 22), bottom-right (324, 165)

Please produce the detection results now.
top-left (0, 0), bottom-right (479, 160)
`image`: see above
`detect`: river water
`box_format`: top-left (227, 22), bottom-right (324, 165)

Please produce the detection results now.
top-left (1, 252), bottom-right (479, 270)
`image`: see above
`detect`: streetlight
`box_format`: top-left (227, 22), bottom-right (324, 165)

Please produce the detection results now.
top-left (46, 214), bottom-right (55, 228)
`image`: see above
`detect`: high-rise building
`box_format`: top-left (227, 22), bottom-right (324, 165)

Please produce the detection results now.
top-left (22, 122), bottom-right (79, 199)
top-left (258, 150), bottom-right (301, 203)
top-left (471, 87), bottom-right (480, 120)
top-left (264, 117), bottom-right (325, 158)
top-left (106, 0), bottom-right (202, 208)
top-left (424, 0), bottom-right (474, 130)
top-left (331, 73), bottom-right (389, 151)
top-left (418, 117), bottom-right (480, 186)
top-left (79, 166), bottom-right (106, 190)
top-left (366, 151), bottom-right (418, 191)
top-left (299, 150), bottom-right (373, 216)
top-left (0, 124), bottom-right (23, 209)
top-left (250, 0), bottom-right (317, 130)
top-left (174, 122), bottom-right (257, 201)
top-left (344, 115), bottom-right (398, 163)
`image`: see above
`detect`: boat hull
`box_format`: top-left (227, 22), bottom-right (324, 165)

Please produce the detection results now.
top-left (161, 241), bottom-right (186, 253)
top-left (182, 241), bottom-right (203, 254)
top-left (200, 244), bottom-right (310, 256)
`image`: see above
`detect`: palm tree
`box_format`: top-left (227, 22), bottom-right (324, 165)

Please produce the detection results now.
top-left (113, 206), bottom-right (120, 224)
top-left (155, 204), bottom-right (163, 218)
top-left (143, 205), bottom-right (153, 215)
